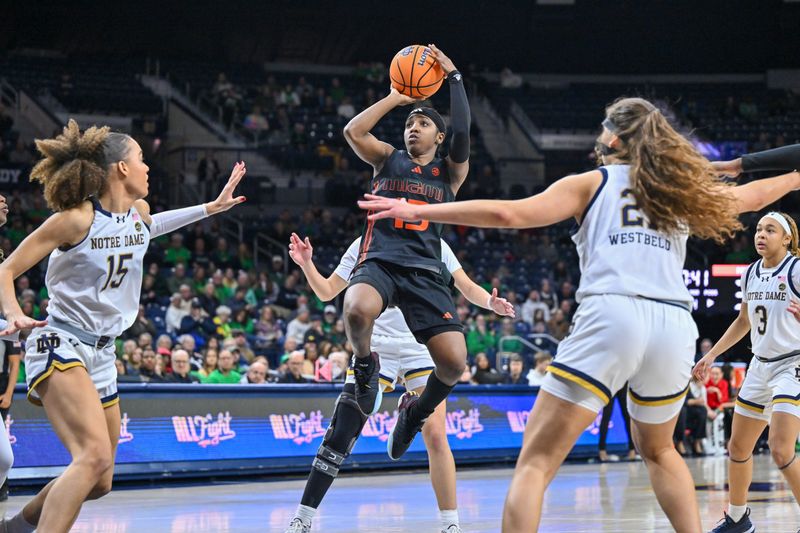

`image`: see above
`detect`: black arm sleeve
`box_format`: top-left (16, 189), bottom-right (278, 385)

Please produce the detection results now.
top-left (741, 143), bottom-right (800, 172)
top-left (447, 71), bottom-right (470, 164)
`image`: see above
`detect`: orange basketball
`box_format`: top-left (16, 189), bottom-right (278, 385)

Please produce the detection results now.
top-left (389, 45), bottom-right (445, 99)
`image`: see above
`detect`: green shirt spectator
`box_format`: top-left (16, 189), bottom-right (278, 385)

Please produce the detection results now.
top-left (164, 234), bottom-right (192, 266)
top-left (466, 315), bottom-right (497, 356)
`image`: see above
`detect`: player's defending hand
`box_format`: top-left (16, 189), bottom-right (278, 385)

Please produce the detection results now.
top-left (388, 86), bottom-right (420, 107)
top-left (206, 161), bottom-right (247, 215)
top-left (0, 313), bottom-right (47, 337)
top-left (289, 233), bottom-right (313, 268)
top-left (788, 299), bottom-right (800, 323)
top-left (359, 194), bottom-right (418, 221)
top-left (691, 353), bottom-right (715, 383)
top-left (711, 158), bottom-right (743, 178)
top-left (489, 288), bottom-right (516, 318)
top-left (428, 44), bottom-right (457, 76)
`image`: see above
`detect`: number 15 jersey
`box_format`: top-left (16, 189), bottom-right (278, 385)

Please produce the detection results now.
top-left (572, 165), bottom-right (692, 305)
top-left (358, 149), bottom-right (454, 273)
top-left (741, 253), bottom-right (800, 360)
top-left (45, 199), bottom-right (150, 338)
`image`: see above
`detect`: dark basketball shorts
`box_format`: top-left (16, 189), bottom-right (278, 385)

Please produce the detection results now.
top-left (349, 259), bottom-right (463, 344)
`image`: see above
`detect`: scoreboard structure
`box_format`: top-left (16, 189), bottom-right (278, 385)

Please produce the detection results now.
top-left (683, 264), bottom-right (747, 314)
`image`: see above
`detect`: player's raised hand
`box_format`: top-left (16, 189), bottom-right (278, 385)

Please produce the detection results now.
top-left (428, 44), bottom-right (457, 75)
top-left (207, 161), bottom-right (247, 214)
top-left (288, 233), bottom-right (314, 267)
top-left (788, 299), bottom-right (800, 322)
top-left (358, 194), bottom-right (420, 222)
top-left (489, 288), bottom-right (516, 317)
top-left (711, 158), bottom-right (743, 179)
top-left (389, 86), bottom-right (421, 106)
top-left (0, 313), bottom-right (46, 338)
top-left (691, 353), bottom-right (715, 383)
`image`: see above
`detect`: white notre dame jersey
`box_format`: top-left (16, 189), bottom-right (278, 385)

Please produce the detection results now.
top-left (573, 165), bottom-right (692, 305)
top-left (741, 253), bottom-right (800, 360)
top-left (334, 237), bottom-right (462, 338)
top-left (46, 199), bottom-right (150, 338)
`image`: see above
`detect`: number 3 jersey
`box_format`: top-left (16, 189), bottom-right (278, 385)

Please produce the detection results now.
top-left (45, 199), bottom-right (150, 338)
top-left (358, 149), bottom-right (454, 272)
top-left (572, 164), bottom-right (692, 305)
top-left (741, 252), bottom-right (800, 359)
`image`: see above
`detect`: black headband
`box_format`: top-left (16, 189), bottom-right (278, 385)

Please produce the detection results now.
top-left (408, 107), bottom-right (445, 133)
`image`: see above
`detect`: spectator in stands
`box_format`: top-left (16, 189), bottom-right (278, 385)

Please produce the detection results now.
top-left (526, 352), bottom-right (552, 387)
top-left (277, 84), bottom-right (301, 108)
top-left (231, 330), bottom-right (255, 364)
top-left (164, 234), bottom-right (192, 266)
top-left (197, 150), bottom-right (221, 200)
top-left (164, 349), bottom-right (200, 383)
top-left (329, 77), bottom-right (345, 103)
top-left (705, 366), bottom-right (729, 420)
top-left (536, 234), bottom-right (559, 264)
top-left (337, 96), bottom-right (355, 119)
top-left (126, 305), bottom-right (157, 339)
top-left (165, 293), bottom-right (189, 334)
top-left (504, 354), bottom-right (527, 385)
top-left (242, 359), bottom-right (269, 384)
top-left (539, 278), bottom-right (558, 313)
top-left (303, 314), bottom-right (325, 345)
top-left (279, 351), bottom-right (311, 383)
top-left (138, 332), bottom-right (154, 350)
top-left (115, 359), bottom-right (140, 383)
top-left (213, 305), bottom-right (233, 338)
top-left (466, 314), bottom-right (496, 357)
top-left (696, 337), bottom-right (713, 363)
top-left (724, 234), bottom-right (754, 263)
top-left (674, 378), bottom-right (708, 456)
top-left (139, 347), bottom-right (164, 383)
top-left (166, 262), bottom-right (192, 294)
top-left (547, 309), bottom-right (570, 341)
top-left (558, 300), bottom-right (573, 322)
top-left (497, 318), bottom-right (523, 355)
top-left (177, 334), bottom-right (204, 370)
top-left (286, 306), bottom-right (311, 344)
top-left (559, 281), bottom-right (575, 303)
top-left (8, 139), bottom-right (32, 166)
top-left (140, 274), bottom-right (159, 307)
top-left (243, 105), bottom-right (270, 133)
top-left (295, 76), bottom-right (315, 106)
top-left (328, 318), bottom-right (347, 347)
top-left (179, 299), bottom-right (216, 345)
top-left (521, 290), bottom-right (550, 325)
top-left (230, 308), bottom-right (254, 335)
top-left (192, 238), bottom-right (211, 270)
top-left (326, 351), bottom-right (348, 383)
top-left (206, 349), bottom-right (242, 384)
top-left (322, 305), bottom-right (337, 335)
top-left (193, 348), bottom-right (219, 382)
top-left (197, 282), bottom-right (219, 315)
top-left (271, 255), bottom-right (287, 286)
top-left (471, 352), bottom-right (504, 384)
top-left (254, 306), bottom-right (283, 352)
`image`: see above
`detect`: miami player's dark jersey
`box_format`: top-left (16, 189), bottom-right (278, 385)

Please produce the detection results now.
top-left (358, 149), bottom-right (455, 272)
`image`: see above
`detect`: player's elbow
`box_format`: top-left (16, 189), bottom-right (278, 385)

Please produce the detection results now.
top-left (494, 207), bottom-right (517, 228)
top-left (343, 122), bottom-right (360, 141)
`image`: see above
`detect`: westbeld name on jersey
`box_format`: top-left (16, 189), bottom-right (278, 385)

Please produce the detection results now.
top-left (608, 230), bottom-right (672, 250)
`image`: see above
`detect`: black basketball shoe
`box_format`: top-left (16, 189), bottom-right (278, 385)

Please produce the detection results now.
top-left (352, 352), bottom-right (382, 416)
top-left (709, 508), bottom-right (755, 533)
top-left (387, 391), bottom-right (427, 460)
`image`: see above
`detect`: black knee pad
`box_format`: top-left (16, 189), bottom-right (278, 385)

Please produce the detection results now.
top-left (312, 391), bottom-right (368, 478)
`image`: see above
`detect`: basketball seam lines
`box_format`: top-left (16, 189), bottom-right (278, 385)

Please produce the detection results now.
top-left (409, 46), bottom-right (420, 98)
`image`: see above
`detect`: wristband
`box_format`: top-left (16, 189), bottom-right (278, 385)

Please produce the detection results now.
top-left (448, 70), bottom-right (462, 83)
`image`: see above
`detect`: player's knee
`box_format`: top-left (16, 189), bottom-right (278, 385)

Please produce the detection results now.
top-left (437, 360), bottom-right (465, 384)
top-left (727, 438), bottom-right (752, 461)
top-left (422, 421), bottom-right (449, 454)
top-left (343, 301), bottom-right (373, 331)
top-left (86, 475), bottom-right (113, 500)
top-left (635, 439), bottom-right (671, 462)
top-left (75, 444), bottom-right (113, 480)
top-left (767, 436), bottom-right (795, 468)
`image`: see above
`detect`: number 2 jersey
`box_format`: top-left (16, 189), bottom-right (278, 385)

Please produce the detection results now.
top-left (358, 149), bottom-right (455, 272)
top-left (572, 164), bottom-right (692, 306)
top-left (45, 199), bottom-right (150, 338)
top-left (741, 252), bottom-right (800, 359)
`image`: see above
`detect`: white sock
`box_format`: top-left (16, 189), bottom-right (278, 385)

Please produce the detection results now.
top-left (295, 504), bottom-right (316, 525)
top-left (4, 511), bottom-right (36, 533)
top-left (727, 503), bottom-right (747, 522)
top-left (439, 509), bottom-right (459, 529)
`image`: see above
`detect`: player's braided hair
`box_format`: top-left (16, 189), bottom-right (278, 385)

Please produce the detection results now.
top-left (777, 211), bottom-right (800, 257)
top-left (604, 97), bottom-right (742, 244)
top-left (30, 119), bottom-right (132, 212)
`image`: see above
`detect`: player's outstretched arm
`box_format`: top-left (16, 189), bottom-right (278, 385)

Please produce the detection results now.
top-left (730, 170), bottom-right (800, 213)
top-left (343, 88), bottom-right (416, 170)
top-left (692, 302), bottom-right (751, 382)
top-left (136, 162), bottom-right (247, 238)
top-left (453, 270), bottom-right (515, 317)
top-left (359, 170), bottom-right (601, 230)
top-left (714, 143), bottom-right (800, 177)
top-left (288, 233), bottom-right (347, 302)
top-left (429, 44), bottom-right (470, 192)
top-left (0, 206), bottom-right (93, 336)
